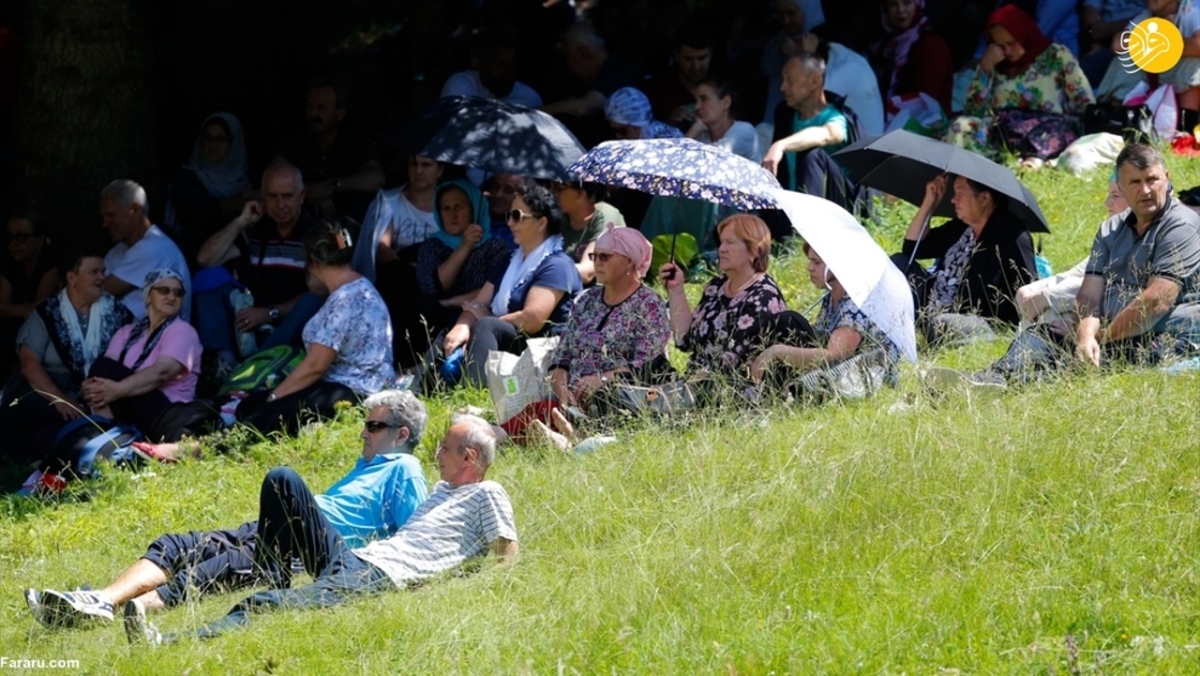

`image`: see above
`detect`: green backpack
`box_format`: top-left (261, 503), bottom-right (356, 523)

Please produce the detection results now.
top-left (218, 345), bottom-right (305, 397)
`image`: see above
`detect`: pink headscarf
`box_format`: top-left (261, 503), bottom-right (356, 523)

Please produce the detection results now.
top-left (595, 226), bottom-right (652, 278)
top-left (881, 0), bottom-right (928, 97)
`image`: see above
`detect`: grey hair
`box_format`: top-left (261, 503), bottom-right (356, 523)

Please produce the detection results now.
top-left (101, 179), bottom-right (149, 213)
top-left (261, 159), bottom-right (306, 191)
top-left (562, 21), bottom-right (606, 53)
top-left (450, 413), bottom-right (498, 470)
top-left (787, 52), bottom-right (826, 79)
top-left (363, 390), bottom-right (428, 449)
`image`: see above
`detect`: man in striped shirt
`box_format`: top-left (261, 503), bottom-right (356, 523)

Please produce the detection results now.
top-left (127, 413), bottom-right (518, 645)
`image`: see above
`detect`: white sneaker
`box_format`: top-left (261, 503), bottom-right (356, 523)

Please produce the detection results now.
top-left (922, 366), bottom-right (1007, 395)
top-left (39, 589), bottom-right (113, 626)
top-left (123, 599), bottom-right (162, 647)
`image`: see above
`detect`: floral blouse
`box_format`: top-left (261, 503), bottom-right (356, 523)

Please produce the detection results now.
top-left (548, 284), bottom-right (669, 384)
top-left (678, 274), bottom-right (787, 375)
top-left (302, 277), bottom-right (395, 394)
top-left (963, 44), bottom-right (1094, 117)
top-left (815, 293), bottom-right (900, 364)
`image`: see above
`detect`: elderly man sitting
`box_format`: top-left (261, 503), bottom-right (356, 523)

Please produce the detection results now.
top-left (126, 413), bottom-right (517, 645)
top-left (25, 390), bottom-right (429, 630)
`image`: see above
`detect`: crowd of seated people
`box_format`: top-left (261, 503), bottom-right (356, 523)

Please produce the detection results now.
top-left (4, 2), bottom-right (1199, 483)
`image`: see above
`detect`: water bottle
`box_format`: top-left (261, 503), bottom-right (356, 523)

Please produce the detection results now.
top-left (229, 288), bottom-right (257, 358)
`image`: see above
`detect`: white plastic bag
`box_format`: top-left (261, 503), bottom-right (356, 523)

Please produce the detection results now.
top-left (485, 337), bottom-right (559, 424)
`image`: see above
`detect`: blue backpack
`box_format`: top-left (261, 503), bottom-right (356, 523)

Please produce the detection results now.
top-left (41, 415), bottom-right (143, 478)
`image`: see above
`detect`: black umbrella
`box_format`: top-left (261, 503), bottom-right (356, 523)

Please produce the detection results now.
top-left (378, 96), bottom-right (586, 180)
top-left (834, 130), bottom-right (1050, 233)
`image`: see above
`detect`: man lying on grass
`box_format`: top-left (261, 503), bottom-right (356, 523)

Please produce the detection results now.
top-left (126, 413), bottom-right (518, 645)
top-left (25, 390), bottom-right (430, 630)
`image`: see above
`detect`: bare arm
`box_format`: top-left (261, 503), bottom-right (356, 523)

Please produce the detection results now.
top-left (498, 286), bottom-right (565, 335)
top-left (762, 122), bottom-right (846, 175)
top-left (659, 262), bottom-right (693, 343)
top-left (749, 326), bottom-right (862, 381)
top-left (542, 91), bottom-right (607, 117)
top-left (270, 343), bottom-right (337, 399)
top-left (101, 275), bottom-right (137, 299)
top-left (1101, 276), bottom-right (1181, 342)
top-left (905, 175), bottom-right (947, 243)
top-left (1074, 274), bottom-right (1106, 366)
top-left (376, 233), bottom-right (399, 264)
top-left (82, 355), bottom-right (185, 408)
top-left (197, 201), bottom-right (261, 268)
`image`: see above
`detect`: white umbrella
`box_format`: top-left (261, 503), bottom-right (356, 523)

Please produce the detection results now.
top-left (767, 188), bottom-right (917, 363)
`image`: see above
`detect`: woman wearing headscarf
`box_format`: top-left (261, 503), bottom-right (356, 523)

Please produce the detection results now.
top-left (402, 180), bottom-right (513, 365)
top-left (169, 112), bottom-right (251, 261)
top-left (946, 5), bottom-right (1094, 161)
top-left (0, 247), bottom-right (131, 462)
top-left (548, 227), bottom-right (670, 411)
top-left (867, 0), bottom-right (953, 115)
top-left (81, 268), bottom-right (201, 435)
top-left (604, 87), bottom-right (685, 140)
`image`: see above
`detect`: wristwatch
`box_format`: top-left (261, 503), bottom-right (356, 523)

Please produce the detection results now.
top-left (330, 179), bottom-right (342, 193)
top-left (268, 306), bottom-right (281, 322)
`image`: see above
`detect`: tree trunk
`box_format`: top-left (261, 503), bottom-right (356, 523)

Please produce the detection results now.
top-left (17, 0), bottom-right (158, 242)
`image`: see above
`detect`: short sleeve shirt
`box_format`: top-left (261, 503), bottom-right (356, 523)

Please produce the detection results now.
top-left (562, 203), bottom-right (625, 263)
top-left (352, 480), bottom-right (518, 588)
top-left (103, 320), bottom-right (201, 403)
top-left (1085, 197), bottom-right (1200, 321)
top-left (104, 226), bottom-right (193, 321)
top-left (302, 277), bottom-right (395, 393)
top-left (237, 211), bottom-right (316, 307)
top-left (487, 251), bottom-right (583, 333)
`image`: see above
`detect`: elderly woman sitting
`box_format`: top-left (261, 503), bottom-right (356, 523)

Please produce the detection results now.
top-left (897, 174), bottom-right (1037, 345)
top-left (81, 268), bottom-right (202, 436)
top-left (0, 247), bottom-right (132, 463)
top-left (946, 5), bottom-right (1094, 162)
top-left (658, 214), bottom-right (788, 380)
top-left (422, 179), bottom-right (583, 391)
top-left (749, 242), bottom-right (901, 397)
top-left (549, 227), bottom-right (669, 411)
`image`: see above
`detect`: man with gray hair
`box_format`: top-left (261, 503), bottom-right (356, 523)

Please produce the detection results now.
top-left (127, 413), bottom-right (518, 645)
top-left (26, 390), bottom-right (429, 632)
top-left (542, 21), bottom-right (639, 147)
top-left (100, 179), bottom-right (192, 321)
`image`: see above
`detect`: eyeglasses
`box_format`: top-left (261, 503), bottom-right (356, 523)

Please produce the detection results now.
top-left (506, 209), bottom-right (536, 223)
top-left (589, 252), bottom-right (616, 263)
top-left (150, 286), bottom-right (186, 298)
top-left (364, 420), bottom-right (397, 434)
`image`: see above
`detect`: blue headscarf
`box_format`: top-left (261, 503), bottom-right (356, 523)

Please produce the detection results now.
top-left (429, 179), bottom-right (491, 250)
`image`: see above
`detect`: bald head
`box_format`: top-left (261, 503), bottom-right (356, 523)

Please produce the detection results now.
top-left (261, 161), bottom-right (306, 228)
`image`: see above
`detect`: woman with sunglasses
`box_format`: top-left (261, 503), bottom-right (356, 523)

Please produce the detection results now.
top-left (80, 268), bottom-right (201, 436)
top-left (422, 179), bottom-right (582, 391)
top-left (548, 226), bottom-right (669, 412)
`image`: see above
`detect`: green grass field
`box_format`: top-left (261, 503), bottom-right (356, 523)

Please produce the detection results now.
top-left (3, 154), bottom-right (1199, 674)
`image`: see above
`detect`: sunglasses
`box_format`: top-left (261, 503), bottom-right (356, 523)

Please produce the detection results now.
top-left (151, 286), bottom-right (186, 298)
top-left (506, 209), bottom-right (536, 223)
top-left (589, 252), bottom-right (616, 263)
top-left (364, 420), bottom-right (397, 434)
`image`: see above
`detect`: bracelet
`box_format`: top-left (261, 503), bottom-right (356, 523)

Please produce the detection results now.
top-left (266, 392), bottom-right (277, 402)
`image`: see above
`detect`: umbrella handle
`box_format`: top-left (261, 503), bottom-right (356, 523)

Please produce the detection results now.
top-left (905, 211), bottom-right (932, 272)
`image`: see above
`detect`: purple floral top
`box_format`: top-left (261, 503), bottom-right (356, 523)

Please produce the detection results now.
top-left (678, 274), bottom-right (787, 374)
top-left (549, 284), bottom-right (669, 384)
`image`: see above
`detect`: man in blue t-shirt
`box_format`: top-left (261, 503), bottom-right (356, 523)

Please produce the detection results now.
top-left (763, 53), bottom-right (858, 215)
top-left (25, 391), bottom-right (430, 630)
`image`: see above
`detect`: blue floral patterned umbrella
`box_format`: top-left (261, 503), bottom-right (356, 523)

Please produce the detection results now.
top-left (567, 138), bottom-right (781, 210)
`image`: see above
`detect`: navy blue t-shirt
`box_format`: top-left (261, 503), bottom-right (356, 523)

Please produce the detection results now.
top-left (488, 250), bottom-right (582, 335)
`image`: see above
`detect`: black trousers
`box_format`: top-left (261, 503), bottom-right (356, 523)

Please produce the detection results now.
top-left (141, 521), bottom-right (261, 607)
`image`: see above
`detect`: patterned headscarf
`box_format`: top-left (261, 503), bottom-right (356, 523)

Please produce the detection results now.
top-left (605, 87), bottom-right (655, 128)
top-left (141, 267), bottom-right (186, 305)
top-left (595, 225), bottom-right (652, 278)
